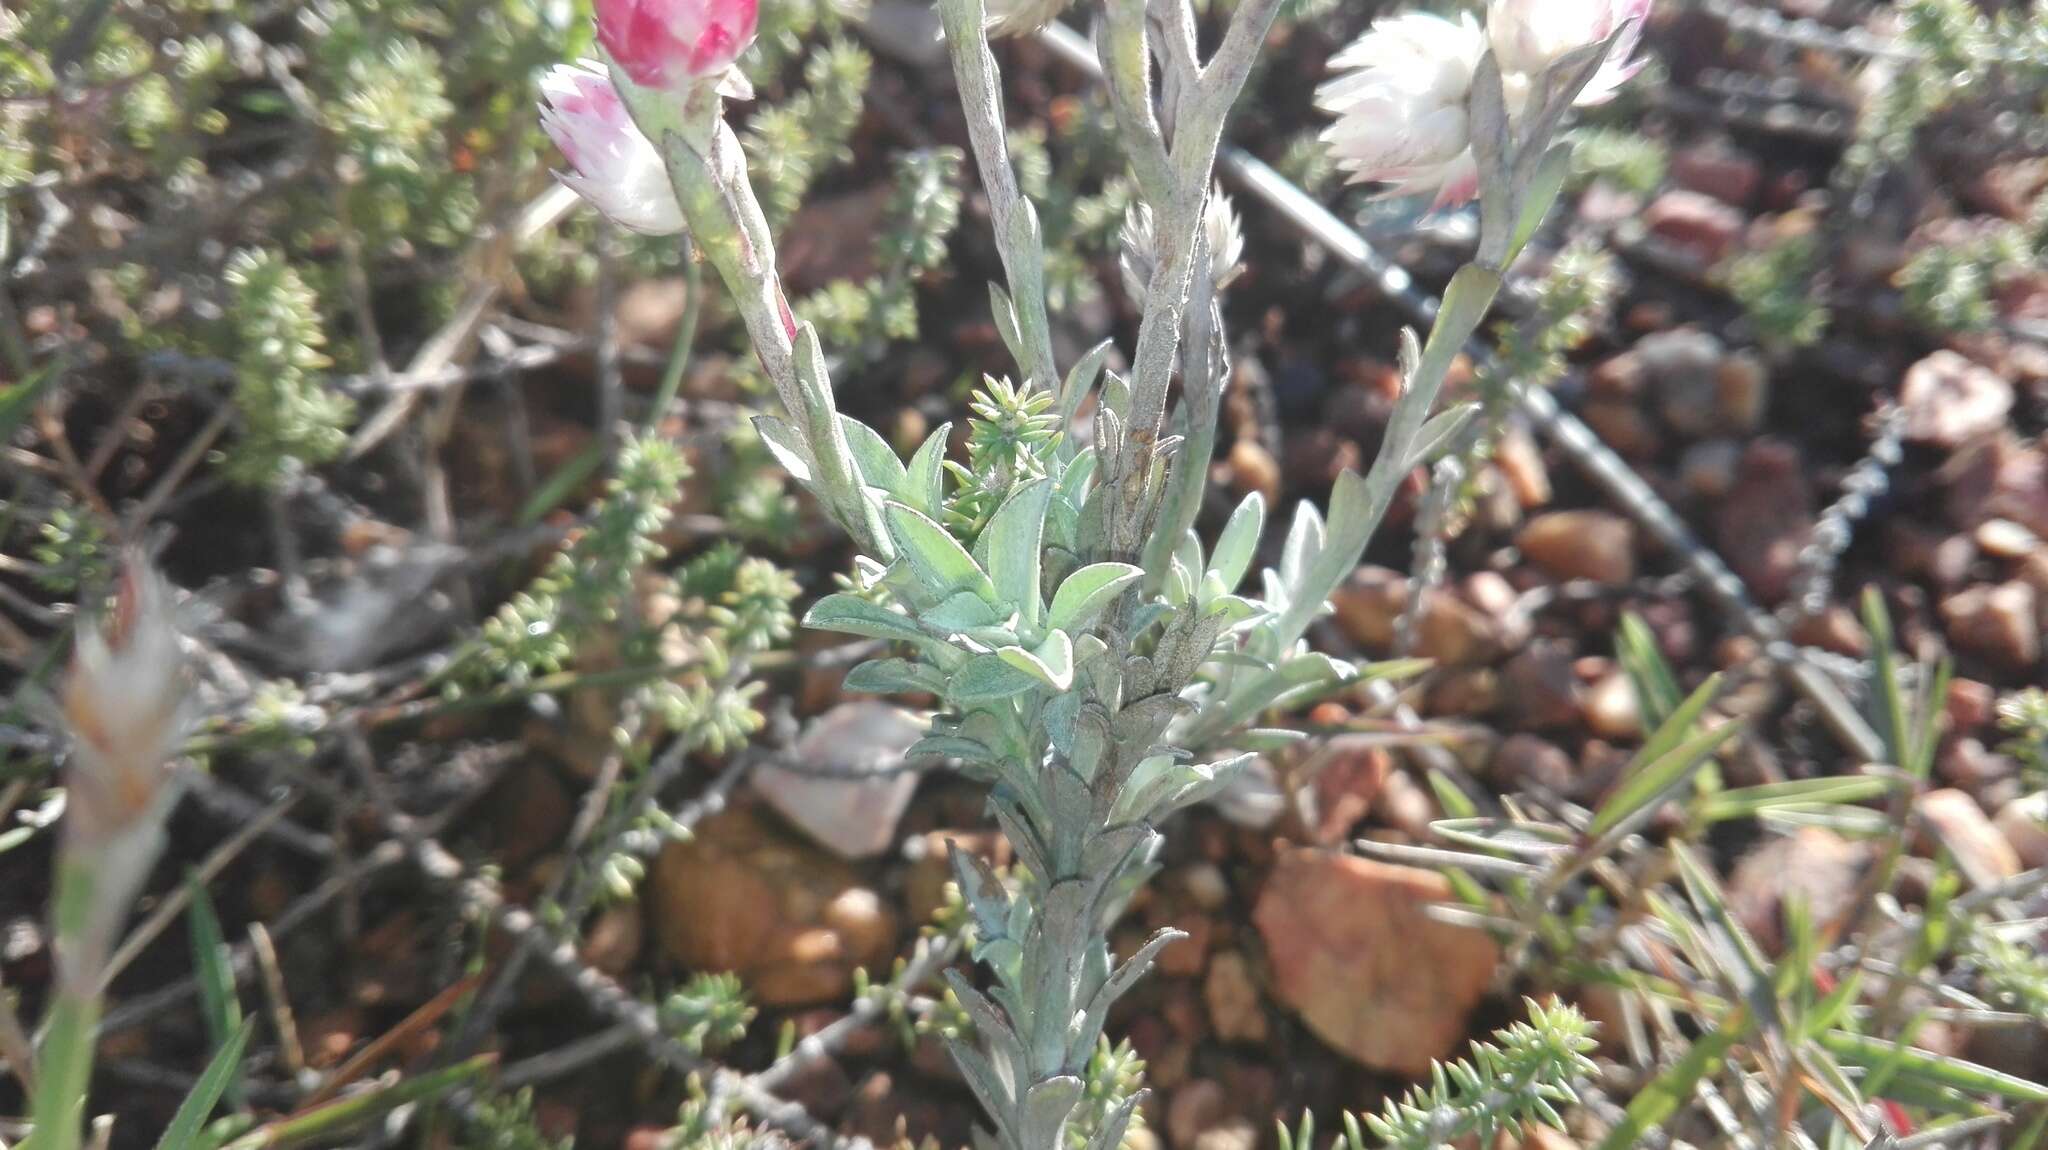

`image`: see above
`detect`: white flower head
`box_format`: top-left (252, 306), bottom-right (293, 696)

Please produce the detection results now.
top-left (984, 0), bottom-right (1072, 38)
top-left (1315, 12), bottom-right (1488, 206)
top-left (1489, 0), bottom-right (1652, 105)
top-left (539, 61), bottom-right (687, 236)
top-left (1119, 187), bottom-right (1247, 305)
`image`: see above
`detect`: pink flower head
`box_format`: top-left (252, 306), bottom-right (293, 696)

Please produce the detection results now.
top-left (596, 0), bottom-right (759, 90)
top-left (1488, 0), bottom-right (1653, 104)
top-left (539, 61), bottom-right (686, 235)
top-left (1316, 13), bottom-right (1488, 206)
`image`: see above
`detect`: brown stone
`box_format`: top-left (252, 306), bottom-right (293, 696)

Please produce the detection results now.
top-left (1253, 850), bottom-right (1499, 1075)
top-left (1491, 734), bottom-right (1577, 793)
top-left (1517, 511), bottom-right (1636, 585)
top-left (1943, 433), bottom-right (2048, 539)
top-left (1671, 139), bottom-right (1762, 207)
top-left (1716, 440), bottom-right (1814, 604)
top-left (1582, 670), bottom-right (1644, 741)
top-left (1940, 581), bottom-right (2041, 670)
top-left (1728, 828), bottom-right (1872, 954)
top-left (1900, 351), bottom-right (2014, 449)
top-left (1643, 190), bottom-right (1745, 265)
top-left (1501, 643), bottom-right (1585, 731)
top-left (1204, 951), bottom-right (1269, 1044)
top-left (1993, 793), bottom-right (2048, 870)
top-left (1495, 429), bottom-right (1552, 509)
top-left (1918, 788), bottom-right (2021, 888)
top-left (651, 807), bottom-right (898, 1007)
top-left (1227, 437), bottom-right (1281, 508)
top-left (1309, 736), bottom-right (1393, 845)
top-left (1579, 399), bottom-right (1663, 459)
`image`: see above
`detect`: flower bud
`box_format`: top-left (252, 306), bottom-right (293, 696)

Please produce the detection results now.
top-left (1316, 13), bottom-right (1488, 205)
top-left (55, 557), bottom-right (193, 988)
top-left (595, 0), bottom-right (758, 90)
top-left (1119, 188), bottom-right (1246, 305)
top-left (539, 62), bottom-right (688, 236)
top-left (60, 558), bottom-right (192, 848)
top-left (984, 0), bottom-right (1072, 38)
top-left (1487, 0), bottom-right (1652, 105)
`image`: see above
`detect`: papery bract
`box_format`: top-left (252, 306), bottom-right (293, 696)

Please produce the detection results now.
top-left (1315, 13), bottom-right (1488, 206)
top-left (539, 61), bottom-right (688, 236)
top-left (595, 0), bottom-right (758, 90)
top-left (60, 559), bottom-right (190, 847)
top-left (1488, 0), bottom-right (1652, 104)
top-left (984, 0), bottom-right (1071, 38)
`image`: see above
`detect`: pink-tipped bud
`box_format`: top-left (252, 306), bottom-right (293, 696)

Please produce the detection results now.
top-left (595, 0), bottom-right (759, 90)
top-left (539, 61), bottom-right (688, 236)
top-left (60, 558), bottom-right (191, 846)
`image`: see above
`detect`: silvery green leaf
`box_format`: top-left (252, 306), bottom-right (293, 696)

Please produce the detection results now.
top-left (1278, 499), bottom-right (1324, 592)
top-left (905, 732), bottom-right (993, 764)
top-left (1207, 491), bottom-right (1264, 593)
top-left (1405, 402), bottom-right (1481, 472)
top-left (752, 413), bottom-right (813, 483)
top-left (840, 415), bottom-right (909, 497)
top-left (1086, 928), bottom-right (1181, 1022)
top-left (1111, 693), bottom-right (1189, 751)
top-left (945, 1031), bottom-right (1020, 1134)
top-left (1198, 651), bottom-right (1356, 737)
top-left (1509, 143), bottom-right (1575, 266)
top-left (1068, 703), bottom-right (1113, 783)
top-left (791, 323), bottom-right (889, 555)
top-left (943, 968), bottom-right (1023, 1055)
top-left (1128, 600), bottom-right (1174, 635)
top-left (1469, 51), bottom-right (1515, 267)
top-left (1175, 527), bottom-right (1205, 586)
top-left (1018, 1076), bottom-right (1084, 1150)
top-left (1237, 727), bottom-right (1311, 750)
top-left (1047, 562), bottom-right (1142, 633)
top-left (1043, 688), bottom-right (1080, 756)
top-left (1058, 339), bottom-right (1114, 432)
top-left (998, 629), bottom-right (1074, 691)
top-left (904, 421), bottom-right (952, 515)
top-left (1164, 555), bottom-right (1196, 608)
top-left (1058, 445), bottom-right (1097, 502)
top-left (1204, 594), bottom-right (1263, 627)
top-left (952, 652), bottom-right (1046, 701)
top-left (976, 477), bottom-right (1053, 632)
top-left (804, 593), bottom-right (929, 645)
top-left (989, 282), bottom-right (1025, 369)
top-left (843, 657), bottom-right (948, 695)
top-left (885, 501), bottom-right (997, 602)
top-left (922, 589), bottom-right (1005, 632)
top-left (958, 623), bottom-right (1025, 650)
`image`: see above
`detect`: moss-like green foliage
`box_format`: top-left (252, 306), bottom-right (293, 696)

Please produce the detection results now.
top-left (220, 249), bottom-right (355, 487)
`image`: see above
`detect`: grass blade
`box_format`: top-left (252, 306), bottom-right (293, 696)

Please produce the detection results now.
top-left (156, 1018), bottom-right (255, 1150)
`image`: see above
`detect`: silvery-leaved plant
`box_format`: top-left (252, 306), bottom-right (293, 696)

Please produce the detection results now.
top-left (543, 0), bottom-right (1647, 1143)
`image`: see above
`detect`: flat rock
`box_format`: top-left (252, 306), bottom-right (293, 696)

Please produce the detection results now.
top-left (1940, 581), bottom-right (2041, 671)
top-left (1517, 510), bottom-right (1636, 585)
top-left (1643, 190), bottom-right (1745, 265)
top-left (1994, 792), bottom-right (2048, 870)
top-left (1728, 827), bottom-right (1872, 954)
top-left (1900, 351), bottom-right (2013, 449)
top-left (1918, 788), bottom-right (2021, 888)
top-left (1253, 850), bottom-right (1498, 1075)
top-left (751, 702), bottom-right (927, 859)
